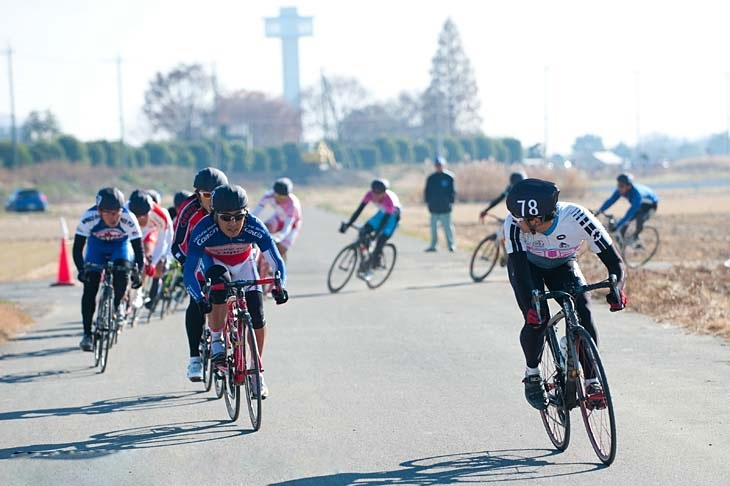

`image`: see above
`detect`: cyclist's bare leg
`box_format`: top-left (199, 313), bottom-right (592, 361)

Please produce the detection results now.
top-left (208, 304), bottom-right (226, 333)
top-left (254, 327), bottom-right (266, 358)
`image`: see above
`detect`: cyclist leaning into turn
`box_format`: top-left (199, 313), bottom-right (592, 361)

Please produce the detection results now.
top-left (73, 187), bottom-right (144, 351)
top-left (184, 184), bottom-right (289, 399)
top-left (339, 179), bottom-right (402, 280)
top-left (595, 173), bottom-right (659, 242)
top-left (503, 179), bottom-right (627, 410)
top-left (251, 177), bottom-right (302, 260)
top-left (172, 167), bottom-right (229, 382)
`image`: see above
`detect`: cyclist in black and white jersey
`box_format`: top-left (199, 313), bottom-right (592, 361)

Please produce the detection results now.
top-left (504, 179), bottom-right (627, 410)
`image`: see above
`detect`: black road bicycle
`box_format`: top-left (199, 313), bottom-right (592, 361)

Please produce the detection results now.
top-left (603, 213), bottom-right (659, 268)
top-left (533, 275), bottom-right (619, 466)
top-left (85, 261), bottom-right (133, 373)
top-left (469, 214), bottom-right (506, 282)
top-left (327, 224), bottom-right (397, 293)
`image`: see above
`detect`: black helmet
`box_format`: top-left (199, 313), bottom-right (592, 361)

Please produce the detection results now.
top-left (371, 178), bottom-right (389, 193)
top-left (617, 173), bottom-right (634, 186)
top-left (146, 189), bottom-right (161, 204)
top-left (193, 167), bottom-right (228, 192)
top-left (273, 177), bottom-right (293, 196)
top-left (509, 170), bottom-right (527, 186)
top-left (128, 189), bottom-right (152, 216)
top-left (211, 184), bottom-right (248, 213)
top-left (506, 179), bottom-right (560, 220)
top-left (96, 187), bottom-right (125, 211)
top-left (174, 190), bottom-right (193, 208)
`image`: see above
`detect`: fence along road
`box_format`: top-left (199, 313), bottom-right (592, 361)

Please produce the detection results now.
top-left (0, 207), bottom-right (728, 485)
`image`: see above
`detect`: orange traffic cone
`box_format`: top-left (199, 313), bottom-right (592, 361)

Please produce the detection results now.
top-left (51, 238), bottom-right (76, 286)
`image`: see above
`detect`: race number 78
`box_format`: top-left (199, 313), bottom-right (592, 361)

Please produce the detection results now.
top-left (517, 199), bottom-right (539, 216)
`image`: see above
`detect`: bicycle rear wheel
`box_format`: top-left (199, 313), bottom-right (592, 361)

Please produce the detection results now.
top-left (573, 327), bottom-right (617, 465)
top-left (327, 245), bottom-right (358, 293)
top-left (244, 320), bottom-right (263, 431)
top-left (623, 226), bottom-right (659, 268)
top-left (469, 234), bottom-right (499, 282)
top-left (539, 324), bottom-right (571, 451)
top-left (366, 243), bottom-right (397, 289)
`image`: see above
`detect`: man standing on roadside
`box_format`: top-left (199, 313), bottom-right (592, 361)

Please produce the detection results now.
top-left (424, 156), bottom-right (456, 252)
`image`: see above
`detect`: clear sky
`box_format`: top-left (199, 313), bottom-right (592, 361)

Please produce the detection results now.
top-left (1, 0), bottom-right (729, 154)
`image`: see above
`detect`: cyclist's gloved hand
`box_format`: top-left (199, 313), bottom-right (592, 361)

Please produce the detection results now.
top-left (77, 269), bottom-right (86, 283)
top-left (130, 270), bottom-right (142, 289)
top-left (606, 289), bottom-right (627, 312)
top-left (197, 298), bottom-right (213, 315)
top-left (339, 222), bottom-right (349, 234)
top-left (525, 308), bottom-right (543, 326)
top-left (271, 287), bottom-right (289, 305)
top-left (479, 209), bottom-right (488, 222)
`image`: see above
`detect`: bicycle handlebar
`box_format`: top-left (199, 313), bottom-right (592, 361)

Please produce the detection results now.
top-left (531, 274), bottom-right (619, 317)
top-left (209, 271), bottom-right (282, 292)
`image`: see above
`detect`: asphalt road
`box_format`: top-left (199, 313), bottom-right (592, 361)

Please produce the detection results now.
top-left (1, 207), bottom-right (729, 485)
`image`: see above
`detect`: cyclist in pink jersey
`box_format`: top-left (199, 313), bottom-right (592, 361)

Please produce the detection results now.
top-left (340, 179), bottom-right (401, 279)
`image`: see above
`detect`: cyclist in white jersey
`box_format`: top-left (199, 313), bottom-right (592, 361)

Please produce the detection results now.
top-left (251, 177), bottom-right (302, 259)
top-left (504, 179), bottom-right (627, 410)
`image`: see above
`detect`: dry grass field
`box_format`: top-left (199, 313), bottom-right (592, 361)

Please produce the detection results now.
top-left (1, 159), bottom-right (729, 342)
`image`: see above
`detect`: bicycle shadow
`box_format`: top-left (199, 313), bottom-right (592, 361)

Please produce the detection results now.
top-left (403, 281), bottom-right (477, 291)
top-left (0, 365), bottom-right (94, 384)
top-left (270, 449), bottom-right (601, 485)
top-left (292, 289), bottom-right (361, 299)
top-left (0, 345), bottom-right (79, 361)
top-left (0, 419), bottom-right (249, 460)
top-left (0, 390), bottom-right (212, 422)
top-left (11, 331), bottom-right (80, 342)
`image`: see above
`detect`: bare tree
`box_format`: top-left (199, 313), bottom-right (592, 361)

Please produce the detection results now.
top-left (301, 74), bottom-right (370, 141)
top-left (422, 19), bottom-right (482, 138)
top-left (142, 63), bottom-right (214, 140)
top-left (217, 90), bottom-right (301, 148)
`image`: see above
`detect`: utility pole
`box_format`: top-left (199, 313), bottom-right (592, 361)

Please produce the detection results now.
top-left (543, 65), bottom-right (549, 164)
top-left (211, 63), bottom-right (221, 165)
top-left (116, 54), bottom-right (126, 168)
top-left (5, 44), bottom-right (18, 167)
top-left (725, 71), bottom-right (730, 155)
top-left (634, 69), bottom-right (641, 167)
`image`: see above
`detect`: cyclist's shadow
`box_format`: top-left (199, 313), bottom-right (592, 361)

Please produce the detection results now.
top-left (0, 419), bottom-right (249, 460)
top-left (270, 449), bottom-right (601, 485)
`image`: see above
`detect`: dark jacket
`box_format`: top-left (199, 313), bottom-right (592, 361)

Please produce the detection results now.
top-left (424, 170), bottom-right (456, 213)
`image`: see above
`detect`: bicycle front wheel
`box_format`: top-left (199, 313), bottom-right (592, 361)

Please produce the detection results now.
top-left (366, 243), bottom-right (397, 289)
top-left (327, 245), bottom-right (358, 293)
top-left (244, 321), bottom-right (263, 431)
top-left (573, 327), bottom-right (617, 465)
top-left (539, 324), bottom-right (571, 451)
top-left (469, 234), bottom-right (499, 282)
top-left (623, 226), bottom-right (659, 268)
top-left (224, 360), bottom-right (241, 422)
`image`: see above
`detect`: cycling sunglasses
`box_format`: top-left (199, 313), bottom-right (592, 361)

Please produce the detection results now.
top-left (197, 191), bottom-right (213, 199)
top-left (218, 212), bottom-right (246, 222)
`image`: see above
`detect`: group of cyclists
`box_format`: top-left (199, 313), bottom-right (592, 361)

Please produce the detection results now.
top-left (73, 162), bottom-right (657, 410)
top-left (73, 168), bottom-right (302, 398)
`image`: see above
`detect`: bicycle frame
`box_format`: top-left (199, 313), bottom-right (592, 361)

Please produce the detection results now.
top-left (533, 276), bottom-right (618, 384)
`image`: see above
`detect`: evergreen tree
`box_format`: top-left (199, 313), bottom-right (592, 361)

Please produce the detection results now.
top-left (422, 19), bottom-right (482, 138)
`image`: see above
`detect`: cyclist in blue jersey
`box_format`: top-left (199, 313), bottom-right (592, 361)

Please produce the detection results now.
top-left (73, 187), bottom-right (144, 351)
top-left (183, 184), bottom-right (288, 398)
top-left (595, 173), bottom-right (659, 242)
